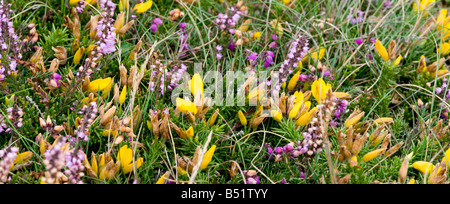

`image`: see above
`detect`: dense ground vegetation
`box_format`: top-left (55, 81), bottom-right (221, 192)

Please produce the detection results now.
top-left (0, 0), bottom-right (450, 184)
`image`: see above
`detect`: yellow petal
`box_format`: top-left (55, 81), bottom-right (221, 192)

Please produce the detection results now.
top-left (333, 92), bottom-right (351, 99)
top-left (436, 9), bottom-right (447, 30)
top-left (362, 149), bottom-right (386, 162)
top-left (118, 145), bottom-right (133, 169)
top-left (408, 179), bottom-right (415, 184)
top-left (253, 32), bottom-right (261, 41)
top-left (442, 148), bottom-right (450, 167)
top-left (238, 19), bottom-right (251, 32)
top-left (189, 73), bottom-right (204, 98)
top-left (119, 0), bottom-right (128, 11)
top-left (311, 78), bottom-right (331, 104)
top-left (375, 40), bottom-right (389, 62)
top-left (438, 69), bottom-right (450, 77)
top-left (40, 139), bottom-right (47, 158)
top-left (14, 151), bottom-right (33, 165)
top-left (73, 47), bottom-right (85, 65)
top-left (287, 71), bottom-right (301, 91)
top-left (238, 111), bottom-right (247, 126)
top-left (349, 155), bottom-right (358, 167)
top-left (176, 98), bottom-right (198, 115)
top-left (270, 19), bottom-right (284, 36)
top-left (156, 172), bottom-right (168, 184)
top-left (200, 145), bottom-right (216, 170)
top-left (311, 47), bottom-right (326, 61)
top-left (271, 110), bottom-right (283, 122)
top-left (102, 130), bottom-right (118, 137)
top-left (412, 161), bottom-right (435, 174)
top-left (294, 91), bottom-right (304, 102)
top-left (98, 153), bottom-right (106, 174)
top-left (88, 77), bottom-right (112, 92)
top-left (119, 85), bottom-right (127, 105)
top-left (296, 107), bottom-right (317, 126)
top-left (91, 153), bottom-right (98, 176)
top-left (186, 126), bottom-right (194, 138)
top-left (375, 41), bottom-right (390, 61)
top-left (439, 42), bottom-right (450, 56)
top-left (69, 0), bottom-right (81, 5)
top-left (344, 112), bottom-right (364, 128)
top-left (133, 0), bottom-right (153, 14)
top-left (394, 55), bottom-right (402, 65)
top-left (374, 117), bottom-right (394, 125)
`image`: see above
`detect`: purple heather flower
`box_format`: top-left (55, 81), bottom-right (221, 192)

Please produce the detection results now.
top-left (151, 18), bottom-right (163, 33)
top-left (216, 5), bottom-right (242, 35)
top-left (355, 38), bottom-right (363, 45)
top-left (299, 74), bottom-right (308, 82)
top-left (247, 52), bottom-right (258, 62)
top-left (300, 172), bottom-right (305, 178)
top-left (0, 0), bottom-right (22, 82)
top-left (228, 41), bottom-right (235, 51)
top-left (53, 73), bottom-right (62, 87)
top-left (385, 1), bottom-right (391, 7)
top-left (272, 34), bottom-right (278, 40)
top-left (274, 147), bottom-right (283, 155)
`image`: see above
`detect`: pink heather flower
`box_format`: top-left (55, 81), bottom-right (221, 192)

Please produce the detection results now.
top-left (96, 0), bottom-right (117, 55)
top-left (268, 41), bottom-right (277, 49)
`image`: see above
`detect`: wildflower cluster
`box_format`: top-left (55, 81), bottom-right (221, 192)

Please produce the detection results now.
top-left (215, 3), bottom-right (243, 35)
top-left (96, 0), bottom-right (117, 55)
top-left (0, 0), bottom-right (21, 82)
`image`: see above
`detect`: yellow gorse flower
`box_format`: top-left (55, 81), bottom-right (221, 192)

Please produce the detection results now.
top-left (186, 126), bottom-right (194, 138)
top-left (442, 148), bottom-right (450, 167)
top-left (253, 32), bottom-right (261, 41)
top-left (350, 155), bottom-right (358, 167)
top-left (69, 0), bottom-right (81, 5)
top-left (189, 73), bottom-right (204, 99)
top-left (344, 111), bottom-right (364, 128)
top-left (412, 161), bottom-right (435, 174)
top-left (287, 71), bottom-right (301, 91)
top-left (271, 110), bottom-right (283, 122)
top-left (374, 117), bottom-right (394, 125)
top-left (176, 97), bottom-right (198, 115)
top-left (156, 172), bottom-right (169, 184)
top-left (117, 145), bottom-right (144, 174)
top-left (87, 77), bottom-right (112, 92)
top-left (133, 0), bottom-right (153, 14)
top-left (73, 46), bottom-right (85, 65)
top-left (310, 47), bottom-right (326, 61)
top-left (311, 78), bottom-right (331, 104)
top-left (439, 42), bottom-right (450, 56)
top-left (119, 85), bottom-right (127, 105)
top-left (412, 0), bottom-right (435, 12)
top-left (84, 152), bottom-right (120, 180)
top-left (270, 19), bottom-right (284, 36)
top-left (375, 40), bottom-right (389, 62)
top-left (119, 0), bottom-right (129, 11)
top-left (12, 151), bottom-right (33, 168)
top-left (238, 110), bottom-right (247, 126)
top-left (295, 107), bottom-right (317, 126)
top-left (362, 149), bottom-right (386, 162)
top-left (200, 145), bottom-right (216, 170)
